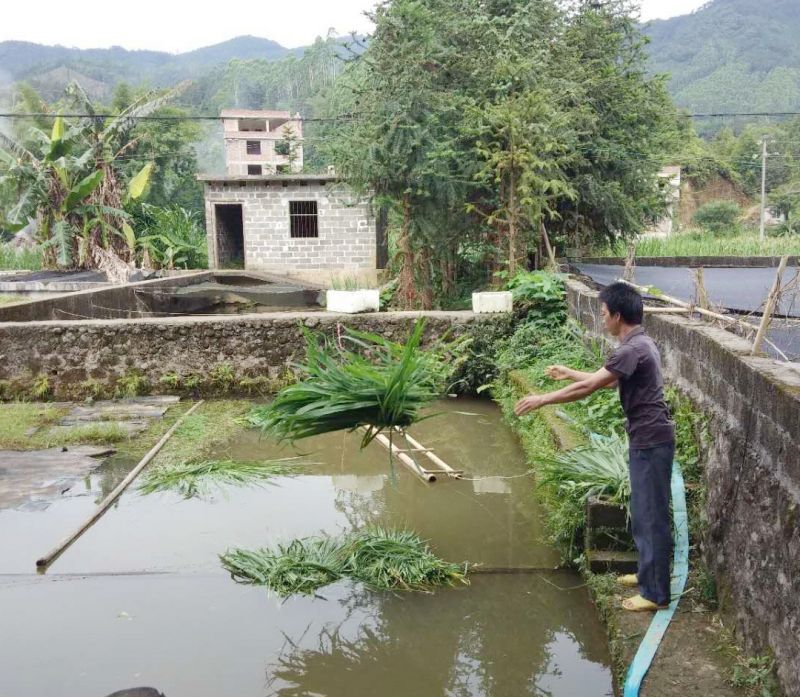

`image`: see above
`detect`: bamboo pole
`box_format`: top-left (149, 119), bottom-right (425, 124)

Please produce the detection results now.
top-left (369, 430), bottom-right (435, 483)
top-left (397, 428), bottom-right (462, 479)
top-left (623, 242), bottom-right (636, 282)
top-left (35, 400), bottom-right (205, 570)
top-left (644, 307), bottom-right (692, 314)
top-left (618, 278), bottom-right (790, 362)
top-left (540, 222), bottom-right (558, 270)
top-left (693, 268), bottom-right (710, 311)
top-left (751, 256), bottom-right (789, 355)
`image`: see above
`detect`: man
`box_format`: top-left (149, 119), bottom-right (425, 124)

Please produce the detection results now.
top-left (514, 281), bottom-right (675, 611)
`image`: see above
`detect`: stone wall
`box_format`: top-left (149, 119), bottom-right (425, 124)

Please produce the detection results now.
top-left (0, 311), bottom-right (491, 399)
top-left (203, 178), bottom-right (377, 285)
top-left (566, 278), bottom-right (800, 695)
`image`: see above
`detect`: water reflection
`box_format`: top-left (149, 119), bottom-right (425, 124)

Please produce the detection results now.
top-left (265, 576), bottom-right (612, 697)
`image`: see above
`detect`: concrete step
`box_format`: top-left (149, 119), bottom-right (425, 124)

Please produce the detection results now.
top-left (586, 549), bottom-right (638, 574)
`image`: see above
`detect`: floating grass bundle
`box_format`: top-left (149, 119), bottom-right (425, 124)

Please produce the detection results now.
top-left (248, 319), bottom-right (453, 449)
top-left (221, 538), bottom-right (344, 596)
top-left (138, 458), bottom-right (303, 499)
top-left (537, 434), bottom-right (631, 509)
top-left (220, 528), bottom-right (468, 598)
top-left (341, 528), bottom-right (467, 592)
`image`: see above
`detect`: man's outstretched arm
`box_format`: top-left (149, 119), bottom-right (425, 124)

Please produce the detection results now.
top-left (546, 364), bottom-right (618, 388)
top-left (514, 367), bottom-right (619, 417)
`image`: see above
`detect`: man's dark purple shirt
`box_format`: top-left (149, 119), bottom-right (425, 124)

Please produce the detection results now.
top-left (604, 326), bottom-right (675, 449)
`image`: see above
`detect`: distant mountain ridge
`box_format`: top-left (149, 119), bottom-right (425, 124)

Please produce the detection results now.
top-left (4, 2), bottom-right (799, 118)
top-left (643, 0), bottom-right (800, 114)
top-left (0, 35), bottom-right (296, 92)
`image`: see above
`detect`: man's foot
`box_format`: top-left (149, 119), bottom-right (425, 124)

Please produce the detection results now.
top-left (618, 573), bottom-right (638, 587)
top-left (621, 594), bottom-right (669, 612)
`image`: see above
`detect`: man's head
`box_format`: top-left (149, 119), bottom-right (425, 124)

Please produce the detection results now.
top-left (598, 282), bottom-right (643, 337)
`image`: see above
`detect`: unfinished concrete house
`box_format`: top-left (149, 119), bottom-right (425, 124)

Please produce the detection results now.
top-left (221, 109), bottom-right (304, 176)
top-left (202, 114), bottom-right (385, 284)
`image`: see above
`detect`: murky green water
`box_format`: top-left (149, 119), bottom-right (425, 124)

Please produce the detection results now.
top-left (0, 399), bottom-right (613, 697)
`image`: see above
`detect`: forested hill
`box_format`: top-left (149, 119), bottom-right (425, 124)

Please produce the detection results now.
top-left (644, 0), bottom-right (800, 114)
top-left (0, 36), bottom-right (296, 99)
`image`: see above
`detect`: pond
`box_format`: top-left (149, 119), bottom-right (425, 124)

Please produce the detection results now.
top-left (0, 399), bottom-right (614, 697)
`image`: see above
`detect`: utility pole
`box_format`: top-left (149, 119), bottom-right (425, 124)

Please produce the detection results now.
top-left (760, 137), bottom-right (768, 241)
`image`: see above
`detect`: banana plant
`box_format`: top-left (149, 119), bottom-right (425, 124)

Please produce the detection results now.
top-left (0, 80), bottom-right (186, 269)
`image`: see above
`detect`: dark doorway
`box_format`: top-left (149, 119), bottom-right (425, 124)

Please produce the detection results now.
top-left (214, 204), bottom-right (244, 269)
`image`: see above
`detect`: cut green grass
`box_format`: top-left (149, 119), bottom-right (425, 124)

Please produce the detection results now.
top-left (220, 528), bottom-right (468, 597)
top-left (249, 319), bottom-right (453, 449)
top-left (139, 458), bottom-right (304, 499)
top-left (537, 434), bottom-right (631, 509)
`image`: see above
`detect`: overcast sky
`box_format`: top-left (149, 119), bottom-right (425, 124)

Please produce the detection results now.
top-left (0, 0), bottom-right (709, 53)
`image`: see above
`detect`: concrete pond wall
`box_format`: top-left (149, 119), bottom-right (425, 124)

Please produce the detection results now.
top-left (566, 278), bottom-right (800, 695)
top-left (0, 310), bottom-right (498, 398)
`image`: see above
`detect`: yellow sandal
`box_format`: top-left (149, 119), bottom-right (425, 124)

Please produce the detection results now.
top-left (618, 574), bottom-right (638, 587)
top-left (622, 594), bottom-right (669, 612)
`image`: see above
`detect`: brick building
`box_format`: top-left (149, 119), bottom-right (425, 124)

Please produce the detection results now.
top-left (201, 110), bottom-right (385, 285)
top-left (201, 174), bottom-right (383, 285)
top-left (221, 109), bottom-right (304, 176)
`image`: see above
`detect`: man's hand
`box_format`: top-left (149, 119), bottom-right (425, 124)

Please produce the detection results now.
top-left (545, 364), bottom-right (572, 381)
top-left (514, 394), bottom-right (546, 417)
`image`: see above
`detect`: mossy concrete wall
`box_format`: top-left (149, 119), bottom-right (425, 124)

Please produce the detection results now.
top-left (0, 310), bottom-right (495, 400)
top-left (566, 277), bottom-right (800, 696)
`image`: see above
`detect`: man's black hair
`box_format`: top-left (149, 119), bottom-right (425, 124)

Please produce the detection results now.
top-left (599, 282), bottom-right (644, 325)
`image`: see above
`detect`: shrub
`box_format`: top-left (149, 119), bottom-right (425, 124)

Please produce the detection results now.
top-left (692, 200), bottom-right (741, 235)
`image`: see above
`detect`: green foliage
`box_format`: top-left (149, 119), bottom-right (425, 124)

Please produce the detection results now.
top-left (210, 363), bottom-right (236, 392)
top-left (159, 373), bottom-right (182, 391)
top-left (0, 244), bottom-right (42, 271)
top-left (692, 201), bottom-right (742, 235)
top-left (220, 528), bottom-right (467, 597)
top-left (53, 422), bottom-right (129, 445)
top-left (135, 203), bottom-right (207, 270)
top-left (139, 458), bottom-right (303, 499)
top-left (730, 654), bottom-right (780, 697)
top-left (115, 371), bottom-right (149, 398)
top-left (448, 316), bottom-right (515, 395)
top-left (537, 434), bottom-right (631, 510)
top-left (249, 320), bottom-right (451, 448)
top-left (505, 270), bottom-right (566, 324)
top-left (0, 81), bottom-right (189, 270)
top-left (645, 0), bottom-right (800, 116)
top-left (593, 230), bottom-right (800, 257)
top-left (30, 375), bottom-right (51, 400)
top-left (78, 379), bottom-right (105, 400)
top-left (322, 0), bottom-right (678, 306)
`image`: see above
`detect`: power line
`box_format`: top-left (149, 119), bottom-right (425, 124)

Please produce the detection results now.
top-left (682, 111), bottom-right (800, 119)
top-left (0, 112), bottom-right (363, 122)
top-left (2, 109), bottom-right (800, 121)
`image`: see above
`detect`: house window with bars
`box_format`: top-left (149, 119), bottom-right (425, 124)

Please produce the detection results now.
top-left (247, 164), bottom-right (262, 175)
top-left (246, 140), bottom-right (261, 155)
top-left (289, 200), bottom-right (319, 238)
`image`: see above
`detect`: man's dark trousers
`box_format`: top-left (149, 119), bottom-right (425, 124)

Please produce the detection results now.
top-left (629, 443), bottom-right (674, 606)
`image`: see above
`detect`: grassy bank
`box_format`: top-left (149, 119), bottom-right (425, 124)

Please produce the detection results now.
top-left (486, 286), bottom-right (780, 695)
top-left (0, 244), bottom-right (42, 271)
top-left (590, 231), bottom-right (800, 258)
